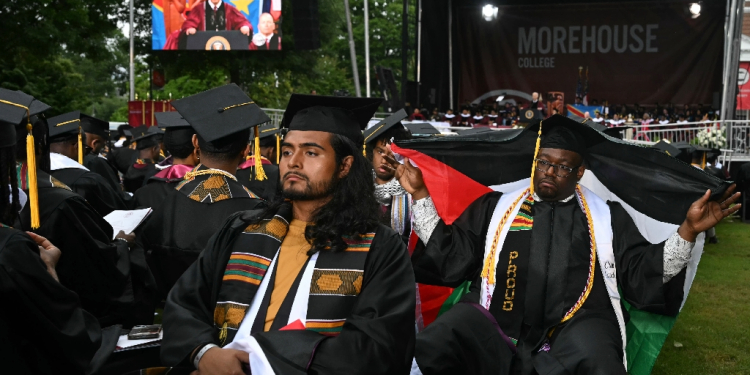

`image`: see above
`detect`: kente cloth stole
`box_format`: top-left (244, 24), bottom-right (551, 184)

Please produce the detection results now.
top-left (16, 162), bottom-right (70, 191)
top-left (214, 207), bottom-right (291, 346)
top-left (305, 232), bottom-right (374, 337)
top-left (390, 194), bottom-right (411, 236)
top-left (176, 168), bottom-right (258, 203)
top-left (489, 195), bottom-right (534, 344)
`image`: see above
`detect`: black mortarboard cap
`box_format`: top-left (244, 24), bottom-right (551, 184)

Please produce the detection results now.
top-left (456, 127), bottom-right (497, 136)
top-left (405, 122), bottom-right (441, 136)
top-left (363, 109), bottom-right (407, 145)
top-left (281, 94), bottom-right (383, 145)
top-left (585, 121), bottom-right (632, 140)
top-left (81, 113), bottom-right (110, 139)
top-left (131, 126), bottom-right (163, 149)
top-left (540, 124), bottom-right (587, 155)
top-left (0, 89), bottom-right (51, 148)
top-left (171, 84), bottom-right (270, 142)
top-left (653, 140), bottom-right (682, 158)
top-left (47, 111), bottom-right (83, 140)
top-left (155, 111), bottom-right (191, 128)
top-left (250, 122), bottom-right (281, 139)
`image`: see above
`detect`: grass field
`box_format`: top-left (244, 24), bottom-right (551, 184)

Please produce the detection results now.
top-left (651, 219), bottom-right (750, 375)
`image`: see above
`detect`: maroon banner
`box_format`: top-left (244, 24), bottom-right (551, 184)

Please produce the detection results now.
top-left (456, 2), bottom-right (723, 106)
top-left (737, 62), bottom-right (750, 110)
top-left (127, 100), bottom-right (175, 126)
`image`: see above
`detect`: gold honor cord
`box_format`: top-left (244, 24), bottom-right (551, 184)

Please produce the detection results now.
top-left (529, 120), bottom-right (543, 196)
top-left (276, 133), bottom-right (280, 164)
top-left (0, 100), bottom-right (39, 228)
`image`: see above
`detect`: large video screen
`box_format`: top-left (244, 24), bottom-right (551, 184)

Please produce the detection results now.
top-left (152, 0), bottom-right (282, 51)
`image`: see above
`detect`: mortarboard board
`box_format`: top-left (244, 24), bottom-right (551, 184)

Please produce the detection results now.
top-left (404, 122), bottom-right (441, 136)
top-left (155, 111), bottom-right (191, 128)
top-left (47, 111), bottom-right (86, 164)
top-left (250, 122), bottom-right (281, 139)
top-left (456, 127), bottom-right (498, 136)
top-left (652, 140), bottom-right (682, 158)
top-left (131, 126), bottom-right (164, 150)
top-left (363, 109), bottom-right (408, 146)
top-left (171, 84), bottom-right (270, 143)
top-left (280, 94), bottom-right (383, 146)
top-left (52, 111), bottom-right (112, 140)
top-left (0, 88), bottom-right (51, 229)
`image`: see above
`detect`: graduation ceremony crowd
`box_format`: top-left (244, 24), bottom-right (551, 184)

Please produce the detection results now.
top-left (0, 83), bottom-right (743, 375)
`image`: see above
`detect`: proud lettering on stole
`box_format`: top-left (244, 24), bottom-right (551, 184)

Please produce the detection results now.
top-left (503, 251), bottom-right (519, 311)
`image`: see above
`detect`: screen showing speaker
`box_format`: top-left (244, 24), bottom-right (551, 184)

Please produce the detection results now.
top-left (152, 0), bottom-right (282, 50)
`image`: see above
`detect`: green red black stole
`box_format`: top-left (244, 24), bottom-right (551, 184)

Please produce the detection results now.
top-left (305, 233), bottom-right (374, 336)
top-left (16, 162), bottom-right (70, 191)
top-left (212, 202), bottom-right (376, 345)
top-left (489, 195), bottom-right (534, 344)
top-left (213, 204), bottom-right (291, 345)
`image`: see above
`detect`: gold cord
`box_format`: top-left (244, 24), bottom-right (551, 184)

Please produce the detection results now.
top-left (529, 120), bottom-right (543, 195)
top-left (252, 125), bottom-right (267, 181)
top-left (183, 167), bottom-right (238, 181)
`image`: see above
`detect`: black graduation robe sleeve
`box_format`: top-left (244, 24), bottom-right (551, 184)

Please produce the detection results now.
top-left (70, 171), bottom-right (129, 216)
top-left (609, 202), bottom-right (686, 316)
top-left (411, 192), bottom-right (503, 287)
top-left (160, 212), bottom-right (253, 367)
top-left (85, 154), bottom-right (124, 193)
top-left (0, 228), bottom-right (102, 374)
top-left (252, 226), bottom-right (416, 375)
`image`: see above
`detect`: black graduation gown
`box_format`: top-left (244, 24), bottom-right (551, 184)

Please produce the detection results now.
top-left (50, 167), bottom-right (129, 217)
top-left (111, 147), bottom-right (137, 175)
top-left (15, 168), bottom-right (155, 327)
top-left (131, 164), bottom-right (194, 210)
top-left (236, 162), bottom-right (280, 202)
top-left (136, 166), bottom-right (267, 299)
top-left (160, 211), bottom-right (416, 374)
top-left (412, 192), bottom-right (687, 375)
top-left (0, 226), bottom-right (119, 375)
top-left (124, 159), bottom-right (158, 193)
top-left (84, 153), bottom-right (122, 192)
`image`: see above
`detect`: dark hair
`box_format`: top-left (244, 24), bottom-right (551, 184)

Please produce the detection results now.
top-left (117, 125), bottom-right (133, 139)
top-left (1, 145), bottom-right (20, 225)
top-left (163, 128), bottom-right (196, 159)
top-left (366, 125), bottom-right (412, 161)
top-left (253, 134), bottom-right (380, 254)
top-left (49, 134), bottom-right (78, 145)
top-left (197, 129), bottom-right (250, 162)
top-left (258, 135), bottom-right (277, 149)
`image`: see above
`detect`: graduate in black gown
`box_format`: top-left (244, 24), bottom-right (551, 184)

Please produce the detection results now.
top-left (385, 116), bottom-right (741, 375)
top-left (77, 111), bottom-right (124, 193)
top-left (46, 112), bottom-right (129, 216)
top-left (237, 122), bottom-right (282, 202)
top-left (123, 126), bottom-right (163, 193)
top-left (364, 108), bottom-right (413, 245)
top-left (161, 91), bottom-right (415, 374)
top-left (132, 112), bottom-right (198, 209)
top-left (136, 85), bottom-right (268, 299)
top-left (0, 91), bottom-right (120, 374)
top-left (0, 88), bottom-right (156, 328)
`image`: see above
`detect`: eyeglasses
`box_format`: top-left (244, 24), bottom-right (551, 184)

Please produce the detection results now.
top-left (534, 158), bottom-right (580, 178)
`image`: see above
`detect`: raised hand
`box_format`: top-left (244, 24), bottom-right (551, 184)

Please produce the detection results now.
top-left (382, 154), bottom-right (429, 200)
top-left (678, 185), bottom-right (741, 242)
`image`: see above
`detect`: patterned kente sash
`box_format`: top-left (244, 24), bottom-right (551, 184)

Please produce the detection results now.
top-left (305, 233), bottom-right (374, 336)
top-left (176, 164), bottom-right (258, 203)
top-left (213, 203), bottom-right (375, 344)
top-left (16, 162), bottom-right (71, 191)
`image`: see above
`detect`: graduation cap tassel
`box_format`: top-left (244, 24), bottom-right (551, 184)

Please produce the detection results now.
top-left (363, 143), bottom-right (367, 157)
top-left (253, 125), bottom-right (267, 181)
top-left (276, 133), bottom-right (280, 164)
top-left (77, 127), bottom-right (84, 164)
top-left (26, 122), bottom-right (40, 229)
top-left (701, 152), bottom-right (706, 170)
top-left (529, 120), bottom-right (543, 196)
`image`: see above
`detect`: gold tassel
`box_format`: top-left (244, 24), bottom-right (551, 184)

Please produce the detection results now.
top-left (77, 127), bottom-right (84, 164)
top-left (701, 152), bottom-right (706, 169)
top-left (26, 123), bottom-right (40, 229)
top-left (363, 143), bottom-right (367, 157)
top-left (529, 120), bottom-right (543, 196)
top-left (276, 133), bottom-right (280, 164)
top-left (219, 322), bottom-right (228, 346)
top-left (253, 126), bottom-right (267, 181)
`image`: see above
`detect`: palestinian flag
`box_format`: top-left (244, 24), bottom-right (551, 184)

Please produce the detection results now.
top-left (392, 116), bottom-right (731, 374)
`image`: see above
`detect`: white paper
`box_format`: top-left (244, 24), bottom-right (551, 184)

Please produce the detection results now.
top-left (115, 330), bottom-right (163, 349)
top-left (104, 208), bottom-right (152, 240)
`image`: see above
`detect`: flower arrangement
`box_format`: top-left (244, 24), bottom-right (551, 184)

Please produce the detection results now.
top-left (695, 128), bottom-right (726, 149)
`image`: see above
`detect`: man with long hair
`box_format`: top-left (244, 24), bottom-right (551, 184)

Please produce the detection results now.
top-left (162, 94), bottom-right (415, 374)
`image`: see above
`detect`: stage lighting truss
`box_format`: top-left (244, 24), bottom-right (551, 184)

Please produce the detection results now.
top-left (689, 2), bottom-right (701, 19)
top-left (482, 4), bottom-right (499, 22)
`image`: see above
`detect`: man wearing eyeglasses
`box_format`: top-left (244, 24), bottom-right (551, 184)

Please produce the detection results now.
top-left (386, 120), bottom-right (741, 375)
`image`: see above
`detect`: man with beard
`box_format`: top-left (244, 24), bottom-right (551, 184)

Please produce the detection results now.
top-left (161, 94), bottom-right (416, 374)
top-left (363, 109), bottom-right (413, 244)
top-left (386, 115), bottom-right (740, 375)
top-left (136, 84), bottom-right (267, 299)
top-left (46, 112), bottom-right (129, 216)
top-left (237, 122), bottom-right (282, 202)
